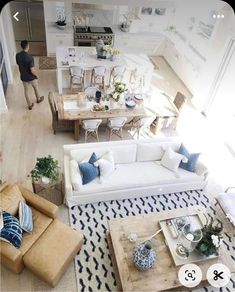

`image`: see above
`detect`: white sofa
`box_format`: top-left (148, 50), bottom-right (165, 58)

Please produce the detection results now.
top-left (63, 138), bottom-right (208, 206)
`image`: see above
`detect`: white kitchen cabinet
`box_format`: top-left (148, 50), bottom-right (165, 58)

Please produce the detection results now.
top-left (47, 33), bottom-right (73, 56)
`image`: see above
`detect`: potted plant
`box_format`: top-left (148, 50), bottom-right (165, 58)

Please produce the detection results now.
top-left (30, 155), bottom-right (60, 184)
top-left (195, 214), bottom-right (223, 257)
top-left (56, 15), bottom-right (67, 30)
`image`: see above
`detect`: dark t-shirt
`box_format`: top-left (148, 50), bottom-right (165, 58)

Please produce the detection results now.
top-left (16, 51), bottom-right (36, 81)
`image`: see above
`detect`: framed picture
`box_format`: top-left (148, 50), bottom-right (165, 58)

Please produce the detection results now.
top-left (154, 8), bottom-right (166, 16)
top-left (140, 7), bottom-right (166, 16)
top-left (140, 7), bottom-right (153, 15)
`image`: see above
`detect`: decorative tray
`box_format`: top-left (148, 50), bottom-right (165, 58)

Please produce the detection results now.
top-left (91, 104), bottom-right (109, 112)
top-left (159, 214), bottom-right (219, 266)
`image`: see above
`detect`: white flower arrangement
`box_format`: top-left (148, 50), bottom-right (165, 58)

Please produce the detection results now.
top-left (102, 45), bottom-right (112, 53)
top-left (211, 234), bottom-right (221, 248)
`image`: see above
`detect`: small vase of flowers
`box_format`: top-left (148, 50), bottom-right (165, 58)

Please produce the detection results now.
top-left (195, 214), bottom-right (223, 257)
top-left (110, 49), bottom-right (120, 61)
top-left (112, 82), bottom-right (127, 104)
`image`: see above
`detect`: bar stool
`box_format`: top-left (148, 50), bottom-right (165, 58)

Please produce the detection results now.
top-left (109, 66), bottom-right (126, 86)
top-left (82, 119), bottom-right (102, 142)
top-left (91, 66), bottom-right (106, 89)
top-left (107, 117), bottom-right (127, 140)
top-left (70, 66), bottom-right (85, 93)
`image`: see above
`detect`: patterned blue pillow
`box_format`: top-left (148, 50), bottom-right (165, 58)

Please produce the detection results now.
top-left (79, 152), bottom-right (99, 185)
top-left (178, 144), bottom-right (200, 172)
top-left (19, 201), bottom-right (33, 233)
top-left (0, 211), bottom-right (23, 248)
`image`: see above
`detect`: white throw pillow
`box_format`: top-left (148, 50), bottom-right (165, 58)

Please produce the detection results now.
top-left (97, 151), bottom-right (115, 180)
top-left (160, 147), bottom-right (187, 172)
top-left (69, 160), bottom-right (82, 191)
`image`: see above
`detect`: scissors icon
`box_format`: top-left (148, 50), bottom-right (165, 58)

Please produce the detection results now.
top-left (213, 270), bottom-right (224, 281)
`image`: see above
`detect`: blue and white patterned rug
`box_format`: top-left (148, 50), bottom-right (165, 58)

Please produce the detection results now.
top-left (69, 190), bottom-right (235, 292)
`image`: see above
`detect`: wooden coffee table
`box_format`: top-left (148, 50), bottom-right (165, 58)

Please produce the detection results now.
top-left (107, 207), bottom-right (234, 291)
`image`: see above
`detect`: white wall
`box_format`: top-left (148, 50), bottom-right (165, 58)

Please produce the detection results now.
top-left (162, 1), bottom-right (235, 109)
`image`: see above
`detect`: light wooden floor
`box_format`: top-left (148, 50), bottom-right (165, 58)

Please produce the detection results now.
top-left (1, 57), bottom-right (234, 291)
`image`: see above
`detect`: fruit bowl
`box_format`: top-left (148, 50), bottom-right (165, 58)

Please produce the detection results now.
top-left (91, 104), bottom-right (109, 112)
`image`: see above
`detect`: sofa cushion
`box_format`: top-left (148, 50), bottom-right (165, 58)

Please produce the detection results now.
top-left (70, 160), bottom-right (82, 191)
top-left (19, 201), bottom-right (33, 233)
top-left (137, 142), bottom-right (181, 162)
top-left (19, 207), bottom-right (52, 255)
top-left (98, 151), bottom-right (115, 180)
top-left (79, 153), bottom-right (99, 185)
top-left (161, 147), bottom-right (187, 172)
top-left (0, 211), bottom-right (23, 248)
top-left (0, 184), bottom-right (26, 216)
top-left (70, 144), bottom-right (137, 164)
top-left (178, 144), bottom-right (200, 172)
top-left (75, 161), bottom-right (202, 196)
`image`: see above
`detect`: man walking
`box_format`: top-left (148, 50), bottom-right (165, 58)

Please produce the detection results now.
top-left (16, 40), bottom-right (44, 110)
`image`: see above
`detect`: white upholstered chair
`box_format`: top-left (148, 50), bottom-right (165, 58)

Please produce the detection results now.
top-left (69, 66), bottom-right (85, 93)
top-left (91, 66), bottom-right (106, 89)
top-left (107, 117), bottom-right (127, 140)
top-left (129, 68), bottom-right (145, 92)
top-left (82, 119), bottom-right (102, 142)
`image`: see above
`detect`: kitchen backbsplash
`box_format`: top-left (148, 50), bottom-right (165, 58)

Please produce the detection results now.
top-left (73, 9), bottom-right (114, 27)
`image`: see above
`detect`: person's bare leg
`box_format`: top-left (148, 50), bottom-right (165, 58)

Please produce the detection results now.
top-left (31, 79), bottom-right (44, 103)
top-left (23, 81), bottom-right (34, 110)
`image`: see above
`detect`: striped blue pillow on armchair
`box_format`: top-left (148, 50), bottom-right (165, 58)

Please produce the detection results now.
top-left (19, 201), bottom-right (33, 233)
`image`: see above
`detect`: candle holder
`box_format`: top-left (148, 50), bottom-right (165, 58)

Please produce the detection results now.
top-left (176, 223), bottom-right (202, 258)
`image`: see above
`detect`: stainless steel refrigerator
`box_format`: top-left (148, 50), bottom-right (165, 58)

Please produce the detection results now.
top-left (10, 0), bottom-right (46, 56)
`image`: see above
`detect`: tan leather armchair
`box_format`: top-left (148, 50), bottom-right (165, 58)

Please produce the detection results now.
top-left (0, 183), bottom-right (83, 287)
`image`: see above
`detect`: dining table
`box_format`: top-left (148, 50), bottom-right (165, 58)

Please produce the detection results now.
top-left (55, 92), bottom-right (153, 140)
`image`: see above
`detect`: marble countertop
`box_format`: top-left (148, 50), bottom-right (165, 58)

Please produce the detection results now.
top-left (112, 26), bottom-right (163, 37)
top-left (46, 22), bottom-right (74, 34)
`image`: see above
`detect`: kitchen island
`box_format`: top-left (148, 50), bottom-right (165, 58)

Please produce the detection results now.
top-left (56, 46), bottom-right (154, 94)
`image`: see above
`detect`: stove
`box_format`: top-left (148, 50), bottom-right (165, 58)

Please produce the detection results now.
top-left (74, 26), bottom-right (114, 47)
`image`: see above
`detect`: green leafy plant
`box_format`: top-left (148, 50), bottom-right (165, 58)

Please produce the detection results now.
top-left (30, 155), bottom-right (59, 182)
top-left (195, 214), bottom-right (223, 256)
top-left (112, 82), bottom-right (127, 102)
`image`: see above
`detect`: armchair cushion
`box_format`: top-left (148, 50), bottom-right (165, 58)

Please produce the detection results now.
top-left (0, 184), bottom-right (25, 216)
top-left (17, 185), bottom-right (58, 219)
top-left (19, 201), bottom-right (33, 233)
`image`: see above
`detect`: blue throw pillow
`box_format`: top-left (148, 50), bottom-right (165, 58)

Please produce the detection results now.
top-left (79, 152), bottom-right (99, 184)
top-left (19, 201), bottom-right (33, 233)
top-left (0, 211), bottom-right (23, 248)
top-left (178, 144), bottom-right (200, 172)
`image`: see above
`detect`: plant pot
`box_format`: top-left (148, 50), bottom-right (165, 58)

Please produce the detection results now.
top-left (41, 176), bottom-right (50, 184)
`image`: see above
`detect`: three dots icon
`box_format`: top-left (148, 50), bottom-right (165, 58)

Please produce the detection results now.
top-left (213, 14), bottom-right (225, 19)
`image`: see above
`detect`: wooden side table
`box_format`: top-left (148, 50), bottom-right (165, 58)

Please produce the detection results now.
top-left (32, 177), bottom-right (64, 206)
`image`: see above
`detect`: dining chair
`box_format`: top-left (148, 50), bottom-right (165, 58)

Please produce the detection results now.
top-left (129, 68), bottom-right (145, 92)
top-left (109, 66), bottom-right (126, 86)
top-left (131, 114), bottom-right (156, 139)
top-left (48, 92), bottom-right (74, 134)
top-left (82, 119), bottom-right (102, 142)
top-left (107, 117), bottom-right (127, 140)
top-left (91, 66), bottom-right (106, 89)
top-left (69, 66), bottom-right (85, 93)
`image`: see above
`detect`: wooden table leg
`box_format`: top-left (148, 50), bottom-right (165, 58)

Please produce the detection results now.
top-left (74, 120), bottom-right (80, 140)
